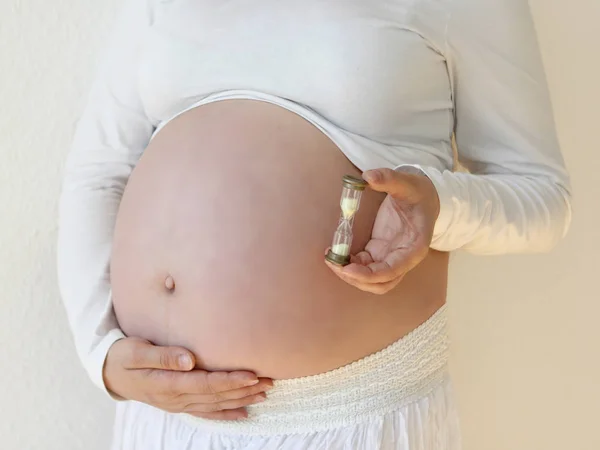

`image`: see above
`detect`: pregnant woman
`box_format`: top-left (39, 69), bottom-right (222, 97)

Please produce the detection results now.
top-left (57, 0), bottom-right (572, 448)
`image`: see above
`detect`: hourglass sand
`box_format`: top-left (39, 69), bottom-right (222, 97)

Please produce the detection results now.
top-left (325, 175), bottom-right (368, 266)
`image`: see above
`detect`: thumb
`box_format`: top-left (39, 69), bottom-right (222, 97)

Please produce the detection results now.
top-left (130, 340), bottom-right (196, 371)
top-left (362, 168), bottom-right (409, 198)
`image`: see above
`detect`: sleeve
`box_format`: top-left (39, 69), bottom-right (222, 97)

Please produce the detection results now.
top-left (397, 0), bottom-right (572, 254)
top-left (57, 0), bottom-right (155, 397)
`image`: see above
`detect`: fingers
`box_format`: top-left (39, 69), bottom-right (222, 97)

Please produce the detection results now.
top-left (325, 259), bottom-right (405, 295)
top-left (325, 240), bottom-right (427, 294)
top-left (209, 378), bottom-right (273, 401)
top-left (161, 376), bottom-right (273, 420)
top-left (342, 253), bottom-right (406, 284)
top-left (143, 371), bottom-right (272, 418)
top-left (177, 377), bottom-right (273, 403)
top-left (326, 253), bottom-right (405, 285)
top-left (335, 235), bottom-right (429, 285)
top-left (351, 251), bottom-right (374, 266)
top-left (125, 339), bottom-right (196, 371)
top-left (182, 392), bottom-right (267, 415)
top-left (168, 370), bottom-right (268, 395)
top-left (188, 407), bottom-right (249, 420)
top-left (362, 168), bottom-right (414, 198)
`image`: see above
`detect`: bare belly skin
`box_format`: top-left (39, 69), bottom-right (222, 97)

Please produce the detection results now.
top-left (110, 100), bottom-right (449, 379)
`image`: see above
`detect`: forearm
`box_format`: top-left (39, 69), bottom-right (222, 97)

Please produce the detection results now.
top-left (57, 0), bottom-right (155, 394)
top-left (397, 164), bottom-right (572, 254)
top-left (57, 171), bottom-right (128, 395)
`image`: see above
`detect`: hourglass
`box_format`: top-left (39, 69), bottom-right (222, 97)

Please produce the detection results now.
top-left (325, 175), bottom-right (368, 266)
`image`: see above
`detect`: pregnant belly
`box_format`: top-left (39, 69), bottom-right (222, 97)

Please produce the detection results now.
top-left (111, 99), bottom-right (449, 378)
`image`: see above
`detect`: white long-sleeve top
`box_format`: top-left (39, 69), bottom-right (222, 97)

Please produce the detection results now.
top-left (57, 0), bottom-right (572, 396)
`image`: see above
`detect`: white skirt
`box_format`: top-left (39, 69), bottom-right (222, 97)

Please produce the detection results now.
top-left (111, 306), bottom-right (461, 449)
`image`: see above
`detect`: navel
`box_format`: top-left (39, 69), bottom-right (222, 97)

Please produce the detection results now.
top-left (164, 274), bottom-right (176, 292)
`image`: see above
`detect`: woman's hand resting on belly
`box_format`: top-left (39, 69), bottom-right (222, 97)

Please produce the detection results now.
top-left (326, 168), bottom-right (440, 294)
top-left (103, 337), bottom-right (273, 420)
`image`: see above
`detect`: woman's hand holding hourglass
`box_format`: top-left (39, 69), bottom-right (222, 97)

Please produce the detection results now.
top-left (325, 168), bottom-right (440, 295)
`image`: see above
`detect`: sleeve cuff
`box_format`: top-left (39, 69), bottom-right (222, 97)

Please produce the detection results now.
top-left (86, 328), bottom-right (127, 401)
top-left (393, 164), bottom-right (455, 250)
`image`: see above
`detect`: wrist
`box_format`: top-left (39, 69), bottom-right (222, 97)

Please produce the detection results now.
top-left (394, 165), bottom-right (440, 220)
top-left (102, 340), bottom-right (127, 401)
top-left (417, 173), bottom-right (441, 221)
top-left (393, 164), bottom-right (454, 248)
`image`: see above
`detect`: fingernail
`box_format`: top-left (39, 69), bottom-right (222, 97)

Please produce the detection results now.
top-left (362, 170), bottom-right (381, 183)
top-left (254, 393), bottom-right (267, 402)
top-left (178, 354), bottom-right (192, 369)
top-left (243, 379), bottom-right (260, 386)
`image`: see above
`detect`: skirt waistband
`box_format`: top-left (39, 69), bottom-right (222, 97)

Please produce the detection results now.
top-left (181, 305), bottom-right (449, 435)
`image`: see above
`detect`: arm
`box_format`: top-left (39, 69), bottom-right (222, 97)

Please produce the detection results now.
top-left (57, 0), bottom-right (155, 396)
top-left (58, 0), bottom-right (275, 413)
top-left (399, 0), bottom-right (572, 254)
top-left (326, 0), bottom-right (572, 293)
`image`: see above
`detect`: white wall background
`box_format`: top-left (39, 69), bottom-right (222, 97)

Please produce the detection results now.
top-left (1, 1), bottom-right (598, 449)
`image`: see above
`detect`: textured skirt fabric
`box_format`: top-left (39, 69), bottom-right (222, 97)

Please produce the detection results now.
top-left (110, 306), bottom-right (461, 449)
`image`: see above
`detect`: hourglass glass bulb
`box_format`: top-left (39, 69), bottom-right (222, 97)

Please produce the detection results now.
top-left (325, 175), bottom-right (368, 266)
